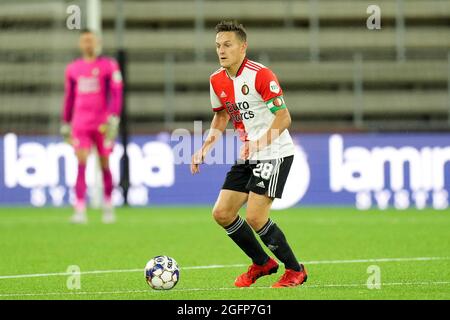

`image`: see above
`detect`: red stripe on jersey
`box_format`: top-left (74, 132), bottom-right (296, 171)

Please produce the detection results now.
top-left (245, 65), bottom-right (260, 72)
top-left (247, 59), bottom-right (260, 65)
top-left (246, 61), bottom-right (262, 70)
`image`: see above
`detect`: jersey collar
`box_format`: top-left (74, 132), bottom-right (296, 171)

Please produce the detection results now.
top-left (225, 57), bottom-right (248, 79)
top-left (236, 57), bottom-right (248, 77)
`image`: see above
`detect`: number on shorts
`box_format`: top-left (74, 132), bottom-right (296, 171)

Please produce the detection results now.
top-left (253, 163), bottom-right (274, 180)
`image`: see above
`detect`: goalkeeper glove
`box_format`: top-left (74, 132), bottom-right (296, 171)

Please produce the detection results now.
top-left (102, 115), bottom-right (120, 147)
top-left (60, 123), bottom-right (72, 144)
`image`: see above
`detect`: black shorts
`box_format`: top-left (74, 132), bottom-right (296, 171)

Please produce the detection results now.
top-left (221, 155), bottom-right (294, 199)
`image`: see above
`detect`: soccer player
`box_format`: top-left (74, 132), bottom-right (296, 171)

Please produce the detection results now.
top-left (191, 21), bottom-right (308, 287)
top-left (61, 29), bottom-right (123, 224)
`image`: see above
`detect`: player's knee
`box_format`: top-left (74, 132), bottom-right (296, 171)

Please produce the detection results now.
top-left (75, 149), bottom-right (89, 164)
top-left (76, 154), bottom-right (88, 165)
top-left (245, 215), bottom-right (265, 231)
top-left (212, 207), bottom-right (235, 227)
top-left (99, 156), bottom-right (109, 169)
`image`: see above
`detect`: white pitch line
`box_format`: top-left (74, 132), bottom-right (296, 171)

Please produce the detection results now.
top-left (0, 256), bottom-right (448, 280)
top-left (305, 281), bottom-right (450, 289)
top-left (304, 256), bottom-right (450, 265)
top-left (0, 281), bottom-right (449, 298)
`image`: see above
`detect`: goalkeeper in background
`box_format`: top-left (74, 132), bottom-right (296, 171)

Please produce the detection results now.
top-left (61, 29), bottom-right (123, 224)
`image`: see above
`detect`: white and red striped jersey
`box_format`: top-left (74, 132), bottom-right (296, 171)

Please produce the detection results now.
top-left (210, 58), bottom-right (295, 160)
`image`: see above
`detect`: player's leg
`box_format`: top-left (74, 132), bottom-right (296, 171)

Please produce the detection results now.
top-left (70, 128), bottom-right (92, 223)
top-left (212, 189), bottom-right (248, 227)
top-left (213, 189), bottom-right (277, 287)
top-left (94, 130), bottom-right (115, 224)
top-left (216, 164), bottom-right (278, 287)
top-left (99, 155), bottom-right (113, 202)
top-left (248, 191), bottom-right (307, 288)
top-left (247, 192), bottom-right (302, 271)
top-left (247, 156), bottom-right (307, 287)
top-left (214, 190), bottom-right (269, 265)
top-left (72, 148), bottom-right (89, 223)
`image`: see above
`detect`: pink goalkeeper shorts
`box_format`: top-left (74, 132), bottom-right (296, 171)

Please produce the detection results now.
top-left (71, 127), bottom-right (113, 156)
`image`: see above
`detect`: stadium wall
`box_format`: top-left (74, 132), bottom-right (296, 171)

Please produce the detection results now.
top-left (0, 133), bottom-right (449, 210)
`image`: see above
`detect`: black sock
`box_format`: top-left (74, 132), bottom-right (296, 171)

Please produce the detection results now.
top-left (224, 216), bottom-right (270, 266)
top-left (258, 219), bottom-right (302, 272)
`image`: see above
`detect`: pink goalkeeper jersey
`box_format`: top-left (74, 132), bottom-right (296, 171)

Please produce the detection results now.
top-left (62, 56), bottom-right (123, 130)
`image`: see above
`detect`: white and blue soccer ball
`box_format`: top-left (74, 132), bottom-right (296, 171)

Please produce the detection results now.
top-left (145, 255), bottom-right (180, 290)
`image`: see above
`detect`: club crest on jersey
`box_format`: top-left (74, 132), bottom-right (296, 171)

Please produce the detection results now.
top-left (92, 68), bottom-right (99, 76)
top-left (241, 84), bottom-right (249, 95)
top-left (269, 81), bottom-right (280, 94)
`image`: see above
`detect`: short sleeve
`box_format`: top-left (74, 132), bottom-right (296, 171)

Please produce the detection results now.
top-left (255, 68), bottom-right (287, 113)
top-left (210, 82), bottom-right (225, 112)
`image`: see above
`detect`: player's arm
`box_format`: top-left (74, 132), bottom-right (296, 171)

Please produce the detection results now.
top-left (61, 65), bottom-right (75, 143)
top-left (107, 59), bottom-right (124, 117)
top-left (191, 79), bottom-right (230, 174)
top-left (191, 109), bottom-right (229, 174)
top-left (200, 108), bottom-right (230, 156)
top-left (102, 59), bottom-right (124, 141)
top-left (242, 108), bottom-right (291, 160)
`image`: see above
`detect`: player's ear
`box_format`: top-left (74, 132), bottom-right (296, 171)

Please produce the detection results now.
top-left (241, 41), bottom-right (248, 54)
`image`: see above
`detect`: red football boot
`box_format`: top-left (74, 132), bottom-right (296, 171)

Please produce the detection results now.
top-left (234, 257), bottom-right (279, 287)
top-left (272, 265), bottom-right (308, 288)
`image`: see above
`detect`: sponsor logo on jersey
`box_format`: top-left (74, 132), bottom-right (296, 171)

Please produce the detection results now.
top-left (241, 84), bottom-right (249, 95)
top-left (269, 80), bottom-right (280, 94)
top-left (225, 101), bottom-right (250, 112)
top-left (225, 101), bottom-right (255, 121)
top-left (92, 68), bottom-right (99, 76)
top-left (77, 76), bottom-right (100, 93)
top-left (220, 91), bottom-right (227, 98)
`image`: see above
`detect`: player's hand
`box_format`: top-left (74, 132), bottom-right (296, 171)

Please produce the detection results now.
top-left (60, 123), bottom-right (72, 144)
top-left (240, 141), bottom-right (249, 160)
top-left (100, 115), bottom-right (120, 146)
top-left (190, 149), bottom-right (205, 174)
top-left (240, 141), bottom-right (258, 160)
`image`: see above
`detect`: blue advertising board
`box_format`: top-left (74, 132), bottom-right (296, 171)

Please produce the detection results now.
top-left (1, 132), bottom-right (449, 210)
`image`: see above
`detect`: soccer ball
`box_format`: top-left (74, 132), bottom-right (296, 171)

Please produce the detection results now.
top-left (144, 255), bottom-right (180, 290)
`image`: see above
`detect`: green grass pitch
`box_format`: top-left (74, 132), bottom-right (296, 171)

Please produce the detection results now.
top-left (0, 207), bottom-right (448, 300)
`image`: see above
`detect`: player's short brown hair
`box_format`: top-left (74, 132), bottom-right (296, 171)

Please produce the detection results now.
top-left (215, 21), bottom-right (247, 42)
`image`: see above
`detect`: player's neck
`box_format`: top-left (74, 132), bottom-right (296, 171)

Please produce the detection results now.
top-left (82, 54), bottom-right (97, 63)
top-left (226, 56), bottom-right (246, 78)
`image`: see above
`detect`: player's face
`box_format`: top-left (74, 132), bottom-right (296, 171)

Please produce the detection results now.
top-left (79, 32), bottom-right (98, 58)
top-left (215, 32), bottom-right (247, 69)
